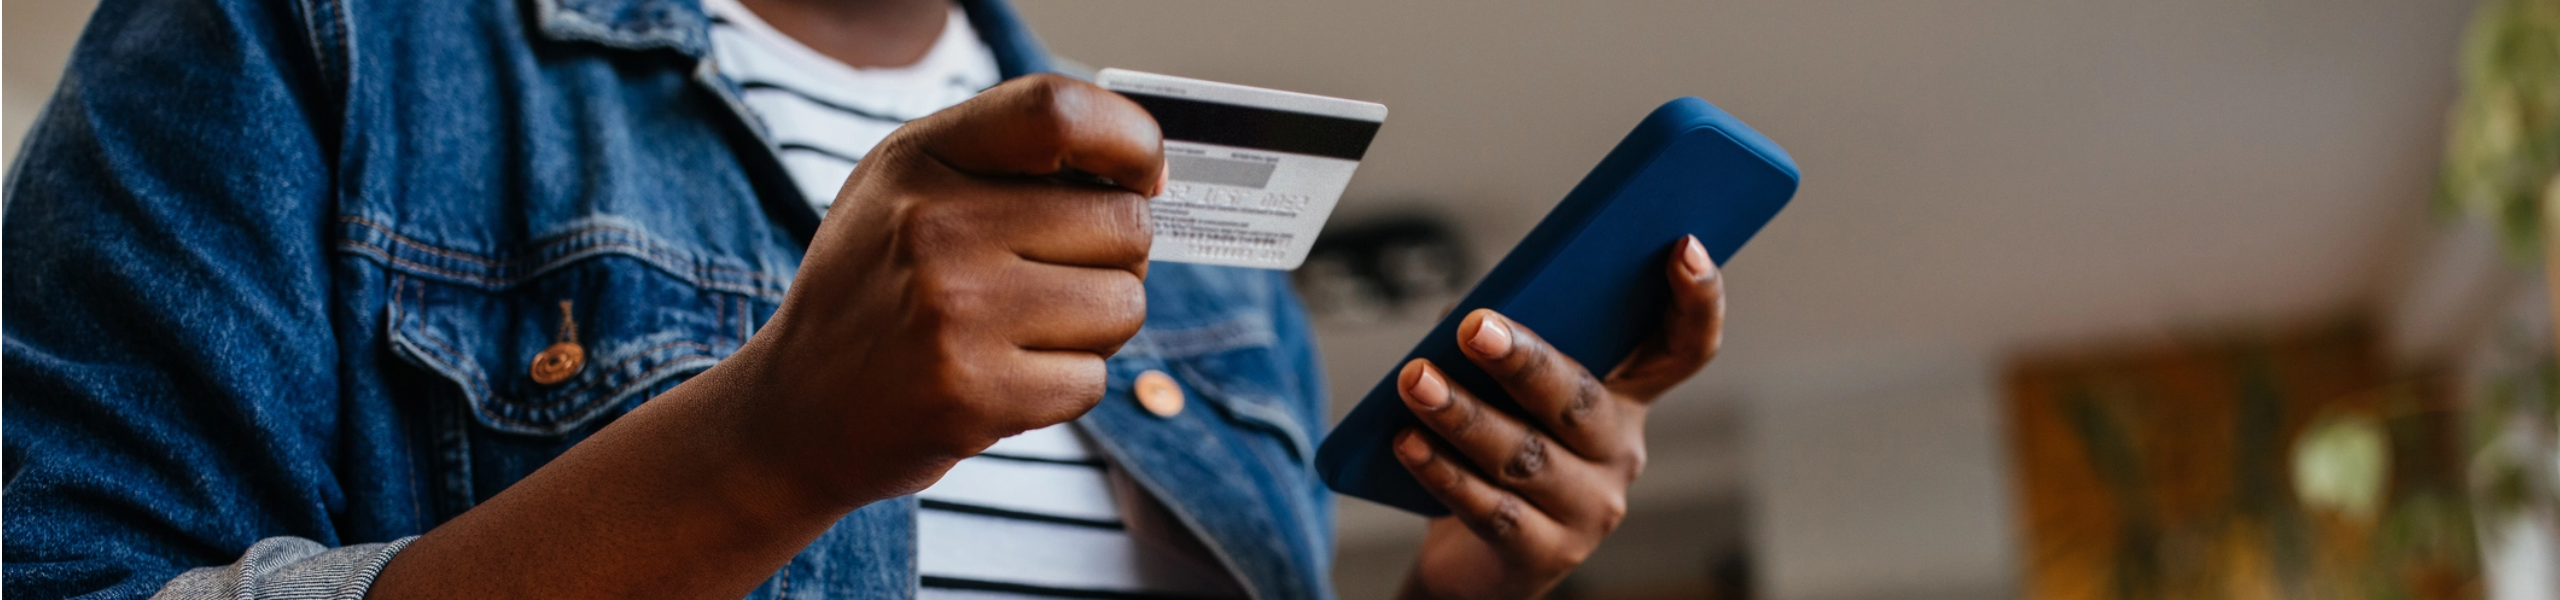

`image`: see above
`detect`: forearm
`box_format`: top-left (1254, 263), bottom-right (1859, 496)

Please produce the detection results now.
top-left (366, 355), bottom-right (853, 600)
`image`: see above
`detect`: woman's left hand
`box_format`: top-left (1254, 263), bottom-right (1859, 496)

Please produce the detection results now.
top-left (1394, 235), bottom-right (1726, 600)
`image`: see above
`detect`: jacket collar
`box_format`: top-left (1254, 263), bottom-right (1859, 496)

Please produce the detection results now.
top-left (529, 0), bottom-right (1055, 77)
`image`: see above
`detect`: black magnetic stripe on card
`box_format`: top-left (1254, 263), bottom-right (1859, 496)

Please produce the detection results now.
top-left (1116, 92), bottom-right (1381, 161)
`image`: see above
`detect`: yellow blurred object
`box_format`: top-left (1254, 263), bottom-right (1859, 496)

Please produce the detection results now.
top-left (2293, 412), bottom-right (2391, 523)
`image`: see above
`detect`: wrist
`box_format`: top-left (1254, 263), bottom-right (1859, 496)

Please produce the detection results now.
top-left (669, 340), bottom-right (860, 524)
top-left (370, 344), bottom-right (863, 600)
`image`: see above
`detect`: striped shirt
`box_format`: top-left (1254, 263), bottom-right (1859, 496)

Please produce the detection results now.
top-left (918, 427), bottom-right (1246, 600)
top-left (706, 0), bottom-right (998, 211)
top-left (702, 2), bottom-right (1246, 598)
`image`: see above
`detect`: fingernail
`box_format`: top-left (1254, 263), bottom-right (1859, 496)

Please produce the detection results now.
top-left (1468, 313), bottom-right (1514, 358)
top-left (1410, 367), bottom-right (1450, 409)
top-left (1395, 431), bottom-right (1432, 463)
top-left (1681, 235), bottom-right (1712, 278)
top-left (1154, 168), bottom-right (1171, 197)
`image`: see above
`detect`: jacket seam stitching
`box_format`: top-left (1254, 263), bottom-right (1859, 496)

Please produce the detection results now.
top-left (335, 239), bottom-right (783, 301)
top-left (337, 216), bottom-right (788, 293)
top-left (345, 215), bottom-right (786, 284)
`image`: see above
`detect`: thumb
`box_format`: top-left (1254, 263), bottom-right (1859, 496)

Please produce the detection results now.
top-left (901, 74), bottom-right (1165, 196)
top-left (1607, 235), bottom-right (1724, 402)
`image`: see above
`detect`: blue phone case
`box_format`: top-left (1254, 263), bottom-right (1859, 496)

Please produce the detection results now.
top-left (1313, 97), bottom-right (1799, 515)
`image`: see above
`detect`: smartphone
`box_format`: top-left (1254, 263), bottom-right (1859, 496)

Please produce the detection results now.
top-left (1313, 97), bottom-right (1800, 515)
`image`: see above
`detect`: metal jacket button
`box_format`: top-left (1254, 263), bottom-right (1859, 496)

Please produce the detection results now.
top-left (530, 342), bottom-right (585, 385)
top-left (531, 299), bottom-right (585, 385)
top-left (1134, 370), bottom-right (1184, 417)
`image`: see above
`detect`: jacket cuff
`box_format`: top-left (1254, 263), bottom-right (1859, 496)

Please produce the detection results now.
top-left (152, 535), bottom-right (419, 600)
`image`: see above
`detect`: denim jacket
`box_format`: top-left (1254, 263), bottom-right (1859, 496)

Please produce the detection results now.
top-left (1, 0), bottom-right (1336, 598)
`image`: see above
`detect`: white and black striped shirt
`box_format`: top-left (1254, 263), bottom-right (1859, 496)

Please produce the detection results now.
top-left (702, 2), bottom-right (1245, 598)
top-left (706, 0), bottom-right (997, 212)
top-left (917, 427), bottom-right (1246, 600)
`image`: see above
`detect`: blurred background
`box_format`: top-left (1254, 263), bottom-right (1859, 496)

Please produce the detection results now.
top-left (9, 0), bottom-right (2556, 599)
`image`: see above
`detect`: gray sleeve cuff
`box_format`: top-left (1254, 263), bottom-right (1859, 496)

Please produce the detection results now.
top-left (152, 536), bottom-right (419, 600)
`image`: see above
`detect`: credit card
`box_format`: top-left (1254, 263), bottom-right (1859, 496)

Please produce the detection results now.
top-left (1097, 68), bottom-right (1388, 270)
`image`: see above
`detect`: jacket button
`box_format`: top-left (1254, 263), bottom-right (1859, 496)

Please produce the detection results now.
top-left (529, 341), bottom-right (586, 385)
top-left (1134, 370), bottom-right (1184, 417)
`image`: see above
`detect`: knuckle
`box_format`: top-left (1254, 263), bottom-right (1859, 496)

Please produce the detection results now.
top-left (912, 271), bottom-right (986, 324)
top-left (1559, 377), bottom-right (1605, 429)
top-left (1015, 73), bottom-right (1081, 104)
top-left (1425, 457), bottom-right (1464, 489)
top-left (1108, 275), bottom-right (1148, 336)
top-left (1009, 75), bottom-right (1081, 148)
top-left (1512, 339), bottom-right (1554, 376)
top-left (1065, 357), bottom-right (1109, 406)
top-left (1543, 544), bottom-right (1595, 575)
top-left (1445, 398), bottom-right (1485, 436)
top-left (1501, 435), bottom-right (1549, 482)
top-left (1107, 199), bottom-right (1153, 264)
top-left (1020, 357), bottom-right (1107, 432)
top-left (1598, 493), bottom-right (1629, 534)
top-left (1484, 495), bottom-right (1525, 541)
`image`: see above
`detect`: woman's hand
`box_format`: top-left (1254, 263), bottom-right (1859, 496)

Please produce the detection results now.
top-left (739, 73), bottom-right (1165, 509)
top-left (1394, 235), bottom-right (1726, 600)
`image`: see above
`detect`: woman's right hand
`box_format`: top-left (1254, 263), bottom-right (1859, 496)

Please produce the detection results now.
top-left (723, 73), bottom-right (1167, 510)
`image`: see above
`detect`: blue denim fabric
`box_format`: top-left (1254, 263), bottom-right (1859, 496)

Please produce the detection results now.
top-left (1, 0), bottom-right (1337, 598)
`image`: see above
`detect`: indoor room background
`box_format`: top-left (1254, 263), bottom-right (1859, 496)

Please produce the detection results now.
top-left (8, 1), bottom-right (2553, 599)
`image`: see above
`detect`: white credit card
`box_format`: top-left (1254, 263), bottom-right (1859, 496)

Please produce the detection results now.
top-left (1097, 68), bottom-right (1388, 270)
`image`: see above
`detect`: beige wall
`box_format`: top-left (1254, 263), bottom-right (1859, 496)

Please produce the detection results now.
top-left (5, 83), bottom-right (47, 168)
top-left (4, 0), bottom-right (102, 167)
top-left (4, 1), bottom-right (2491, 598)
top-left (1740, 353), bottom-right (2012, 600)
